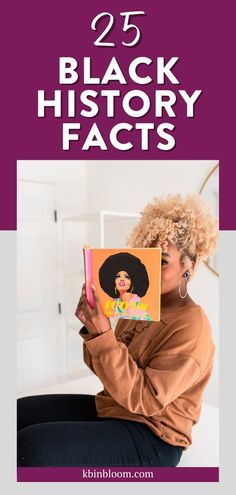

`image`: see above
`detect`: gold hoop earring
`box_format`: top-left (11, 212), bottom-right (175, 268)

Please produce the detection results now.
top-left (131, 286), bottom-right (134, 293)
top-left (179, 277), bottom-right (188, 299)
top-left (114, 287), bottom-right (117, 295)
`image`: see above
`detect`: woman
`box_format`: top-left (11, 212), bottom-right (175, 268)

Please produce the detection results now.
top-left (17, 194), bottom-right (218, 467)
top-left (99, 251), bottom-right (151, 320)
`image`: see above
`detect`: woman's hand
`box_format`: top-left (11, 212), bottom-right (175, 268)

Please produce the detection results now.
top-left (75, 283), bottom-right (111, 337)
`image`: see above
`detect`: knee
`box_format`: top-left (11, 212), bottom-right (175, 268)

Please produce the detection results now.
top-left (17, 423), bottom-right (51, 467)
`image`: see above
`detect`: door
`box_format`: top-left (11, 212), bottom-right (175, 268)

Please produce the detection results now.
top-left (17, 180), bottom-right (60, 394)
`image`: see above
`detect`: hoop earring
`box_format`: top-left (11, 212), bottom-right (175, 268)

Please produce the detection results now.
top-left (114, 287), bottom-right (117, 295)
top-left (131, 286), bottom-right (134, 293)
top-left (179, 277), bottom-right (188, 299)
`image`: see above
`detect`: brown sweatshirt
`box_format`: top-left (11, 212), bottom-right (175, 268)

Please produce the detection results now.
top-left (79, 304), bottom-right (215, 449)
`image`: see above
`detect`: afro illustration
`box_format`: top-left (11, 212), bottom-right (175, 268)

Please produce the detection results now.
top-left (99, 252), bottom-right (149, 299)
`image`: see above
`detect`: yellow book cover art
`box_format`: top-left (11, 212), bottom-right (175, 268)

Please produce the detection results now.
top-left (84, 248), bottom-right (161, 322)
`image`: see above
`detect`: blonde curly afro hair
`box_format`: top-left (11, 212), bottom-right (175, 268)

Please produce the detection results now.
top-left (127, 194), bottom-right (218, 274)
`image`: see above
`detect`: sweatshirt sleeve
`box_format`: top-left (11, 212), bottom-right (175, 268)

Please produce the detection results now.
top-left (85, 328), bottom-right (201, 417)
top-left (79, 326), bottom-right (96, 374)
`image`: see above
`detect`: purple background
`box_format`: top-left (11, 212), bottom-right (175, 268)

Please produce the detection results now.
top-left (2, 0), bottom-right (234, 230)
top-left (17, 467), bottom-right (219, 483)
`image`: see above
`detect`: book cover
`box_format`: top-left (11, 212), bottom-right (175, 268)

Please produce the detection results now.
top-left (83, 247), bottom-right (161, 321)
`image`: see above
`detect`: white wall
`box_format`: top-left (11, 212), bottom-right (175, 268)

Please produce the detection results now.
top-left (86, 160), bottom-right (215, 212)
top-left (18, 161), bottom-right (88, 218)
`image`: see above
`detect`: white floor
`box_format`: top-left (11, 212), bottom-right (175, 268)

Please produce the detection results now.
top-left (18, 374), bottom-right (219, 467)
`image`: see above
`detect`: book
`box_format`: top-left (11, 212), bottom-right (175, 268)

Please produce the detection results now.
top-left (83, 247), bottom-right (161, 321)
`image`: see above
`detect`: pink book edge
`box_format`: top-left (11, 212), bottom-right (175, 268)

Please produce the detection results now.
top-left (83, 248), bottom-right (94, 308)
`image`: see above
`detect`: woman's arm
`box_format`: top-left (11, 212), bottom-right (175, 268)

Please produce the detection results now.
top-left (84, 329), bottom-right (202, 417)
top-left (75, 283), bottom-right (111, 374)
top-left (79, 326), bottom-right (96, 373)
top-left (75, 284), bottom-right (204, 415)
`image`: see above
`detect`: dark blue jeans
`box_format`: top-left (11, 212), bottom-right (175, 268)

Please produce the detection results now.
top-left (17, 394), bottom-right (183, 467)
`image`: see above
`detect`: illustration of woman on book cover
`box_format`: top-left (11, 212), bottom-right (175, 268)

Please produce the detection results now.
top-left (98, 252), bottom-right (151, 320)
